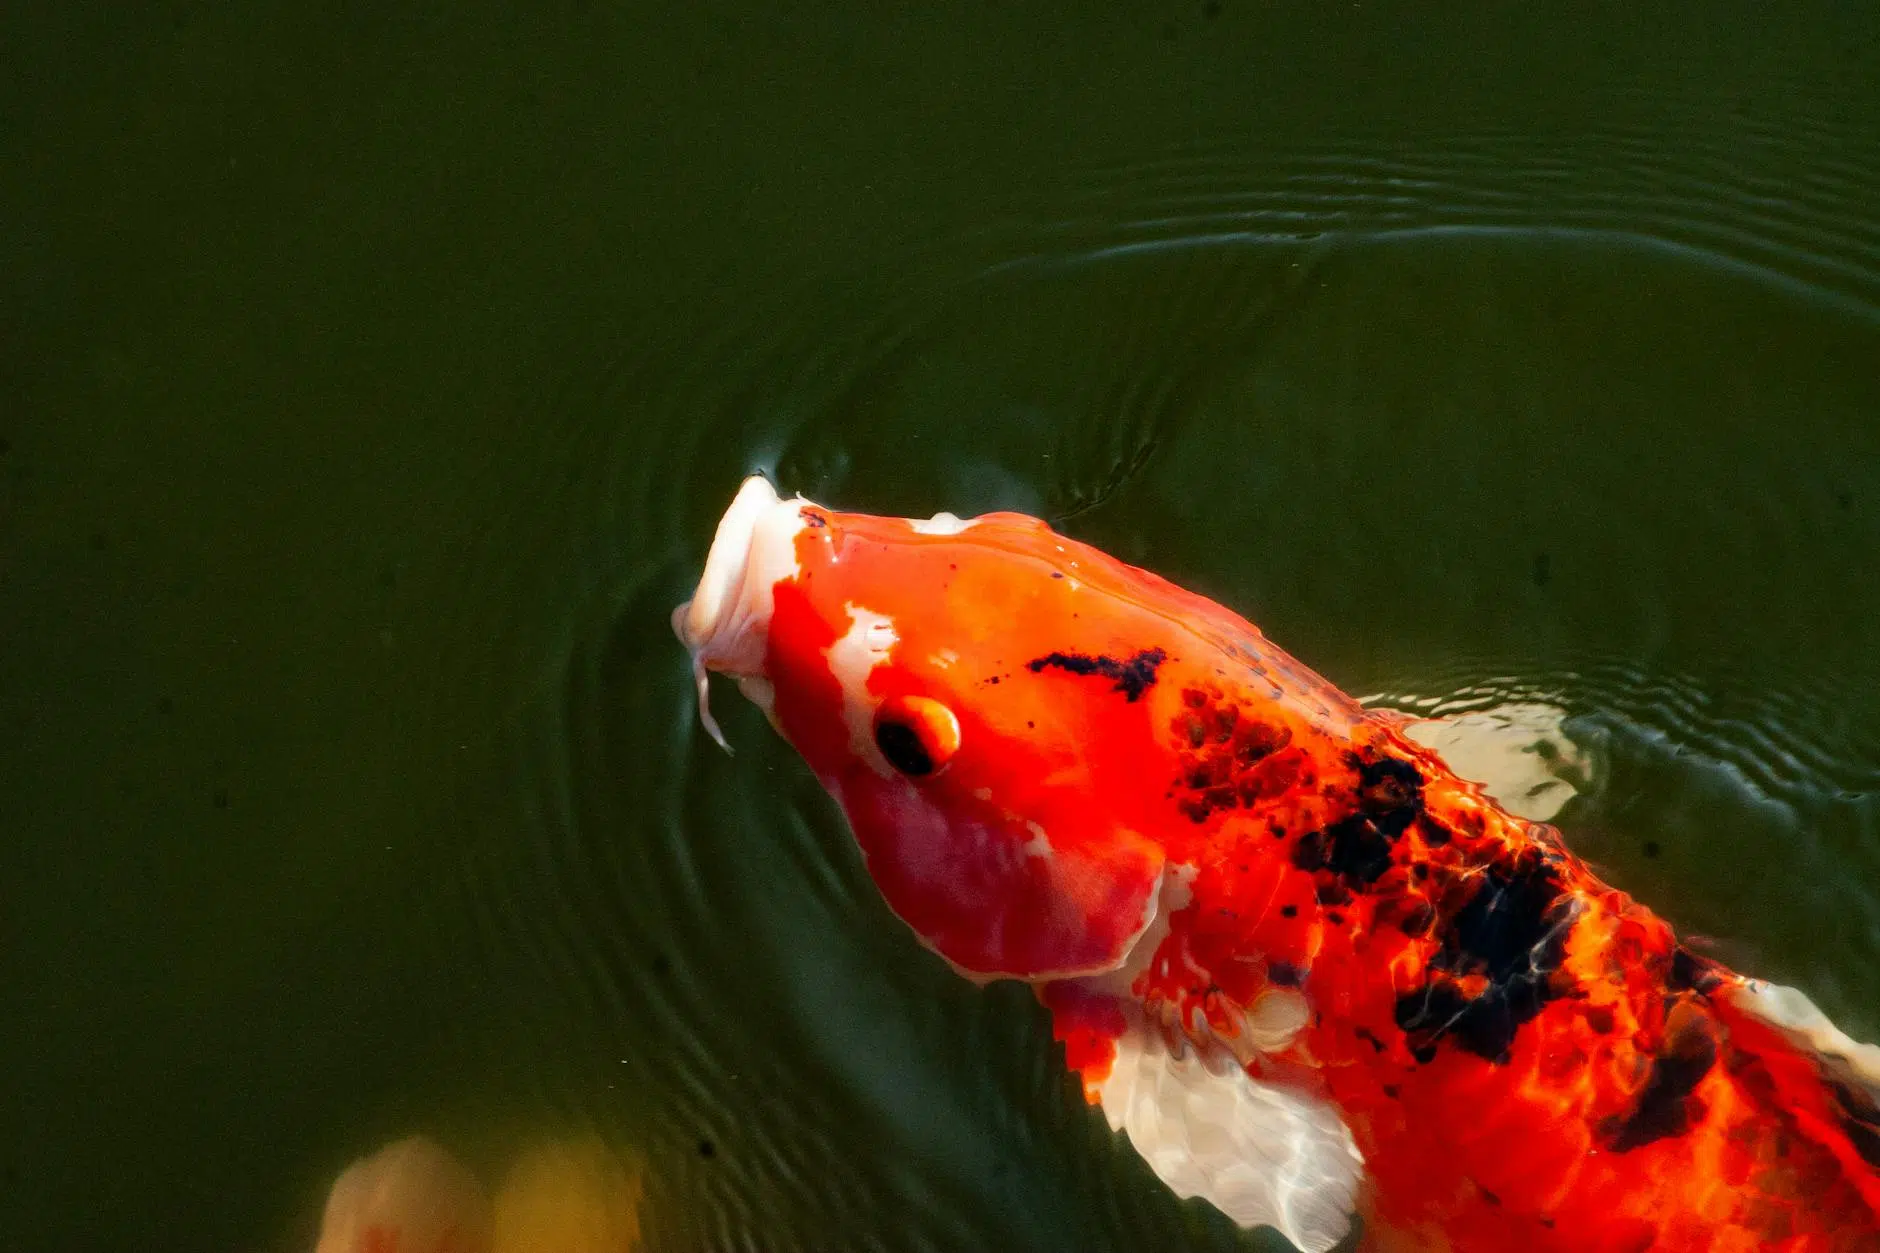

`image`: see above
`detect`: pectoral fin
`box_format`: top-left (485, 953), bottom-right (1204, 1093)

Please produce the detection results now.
top-left (1090, 1013), bottom-right (1366, 1253)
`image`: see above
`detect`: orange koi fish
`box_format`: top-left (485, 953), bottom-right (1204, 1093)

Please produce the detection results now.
top-left (673, 477), bottom-right (1880, 1252)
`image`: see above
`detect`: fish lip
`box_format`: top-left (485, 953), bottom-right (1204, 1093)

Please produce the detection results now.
top-left (672, 475), bottom-right (806, 750)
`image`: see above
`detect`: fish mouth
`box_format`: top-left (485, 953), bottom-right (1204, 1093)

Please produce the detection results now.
top-left (671, 475), bottom-right (808, 750)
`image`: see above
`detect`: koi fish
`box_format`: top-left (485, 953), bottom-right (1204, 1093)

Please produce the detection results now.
top-left (673, 476), bottom-right (1880, 1253)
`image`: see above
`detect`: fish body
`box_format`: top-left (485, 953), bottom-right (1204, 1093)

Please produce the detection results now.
top-left (673, 477), bottom-right (1880, 1252)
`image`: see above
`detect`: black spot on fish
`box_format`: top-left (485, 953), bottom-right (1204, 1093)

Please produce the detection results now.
top-left (1354, 1026), bottom-right (1386, 1054)
top-left (1605, 1003), bottom-right (1718, 1152)
top-left (1669, 945), bottom-right (1724, 995)
top-left (1830, 1080), bottom-right (1880, 1169)
top-left (1291, 755), bottom-right (1425, 890)
top-left (1315, 880), bottom-right (1353, 907)
top-left (1394, 857), bottom-right (1578, 1063)
top-left (1279, 904), bottom-right (1298, 919)
top-left (1356, 756), bottom-right (1424, 819)
top-left (1027, 648), bottom-right (1167, 701)
top-left (1293, 814), bottom-right (1396, 886)
top-left (799, 508), bottom-right (826, 528)
top-left (1051, 571), bottom-right (1065, 579)
top-left (1267, 960), bottom-right (1304, 987)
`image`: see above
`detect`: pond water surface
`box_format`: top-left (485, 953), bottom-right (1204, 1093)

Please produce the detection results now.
top-left (4, 6), bottom-right (1879, 1251)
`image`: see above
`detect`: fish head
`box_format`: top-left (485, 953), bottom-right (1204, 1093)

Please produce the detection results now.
top-left (674, 476), bottom-right (1244, 983)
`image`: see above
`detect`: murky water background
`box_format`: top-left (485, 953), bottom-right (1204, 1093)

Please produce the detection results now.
top-left (4, 6), bottom-right (1879, 1250)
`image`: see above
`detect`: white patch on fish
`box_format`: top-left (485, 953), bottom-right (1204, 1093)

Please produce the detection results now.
top-left (671, 475), bottom-right (810, 752)
top-left (826, 603), bottom-right (900, 777)
top-left (1241, 987), bottom-right (1312, 1054)
top-left (908, 511), bottom-right (975, 535)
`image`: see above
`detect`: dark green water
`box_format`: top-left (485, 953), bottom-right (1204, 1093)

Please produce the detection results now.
top-left (4, 5), bottom-right (1879, 1250)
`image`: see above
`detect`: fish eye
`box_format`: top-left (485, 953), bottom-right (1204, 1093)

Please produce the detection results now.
top-left (872, 695), bottom-right (960, 777)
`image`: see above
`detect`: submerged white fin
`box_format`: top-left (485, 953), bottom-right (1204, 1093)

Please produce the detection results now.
top-left (1093, 1015), bottom-right (1365, 1253)
top-left (1397, 701), bottom-right (1589, 822)
top-left (1721, 979), bottom-right (1880, 1103)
